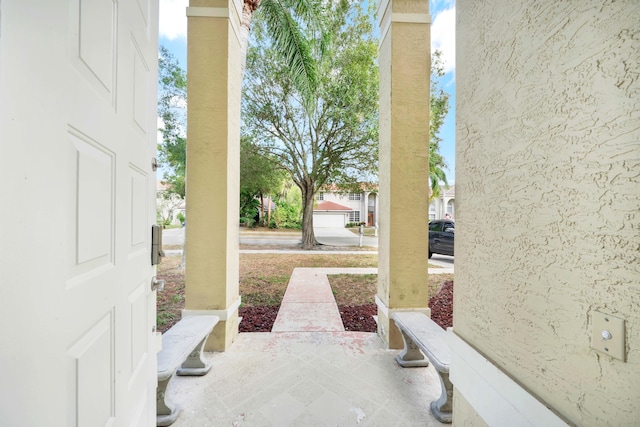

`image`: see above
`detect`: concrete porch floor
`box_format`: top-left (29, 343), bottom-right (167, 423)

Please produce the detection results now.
top-left (169, 268), bottom-right (445, 426)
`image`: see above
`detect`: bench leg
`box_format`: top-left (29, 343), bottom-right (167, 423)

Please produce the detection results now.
top-left (430, 371), bottom-right (453, 423)
top-left (157, 375), bottom-right (181, 426)
top-left (395, 329), bottom-right (429, 368)
top-left (176, 335), bottom-right (212, 376)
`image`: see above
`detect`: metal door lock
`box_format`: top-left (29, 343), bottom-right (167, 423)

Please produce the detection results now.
top-left (151, 276), bottom-right (165, 292)
top-left (151, 225), bottom-right (165, 265)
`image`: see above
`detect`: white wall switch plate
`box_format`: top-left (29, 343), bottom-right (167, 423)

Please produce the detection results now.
top-left (591, 311), bottom-right (625, 362)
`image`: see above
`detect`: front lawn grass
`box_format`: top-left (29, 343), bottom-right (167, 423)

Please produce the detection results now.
top-left (328, 273), bottom-right (454, 306)
top-left (156, 252), bottom-right (451, 332)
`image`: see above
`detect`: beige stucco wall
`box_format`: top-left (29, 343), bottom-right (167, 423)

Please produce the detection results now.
top-left (455, 0), bottom-right (639, 425)
top-left (185, 0), bottom-right (242, 350)
top-left (377, 0), bottom-right (431, 349)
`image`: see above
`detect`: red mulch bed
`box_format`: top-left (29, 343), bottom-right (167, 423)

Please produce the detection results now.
top-left (339, 304), bottom-right (378, 332)
top-left (429, 280), bottom-right (453, 329)
top-left (238, 281), bottom-right (454, 332)
top-left (238, 306), bottom-right (280, 332)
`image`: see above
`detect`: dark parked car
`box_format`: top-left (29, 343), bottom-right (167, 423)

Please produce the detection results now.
top-left (428, 219), bottom-right (454, 258)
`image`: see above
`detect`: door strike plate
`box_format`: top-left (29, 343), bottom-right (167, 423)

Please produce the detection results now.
top-left (590, 311), bottom-right (625, 362)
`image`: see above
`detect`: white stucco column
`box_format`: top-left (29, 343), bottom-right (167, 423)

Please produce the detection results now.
top-left (374, 192), bottom-right (379, 231)
top-left (363, 191), bottom-right (369, 224)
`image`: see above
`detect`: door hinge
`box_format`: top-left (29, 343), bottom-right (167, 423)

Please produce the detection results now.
top-left (152, 157), bottom-right (159, 172)
top-left (151, 225), bottom-right (165, 265)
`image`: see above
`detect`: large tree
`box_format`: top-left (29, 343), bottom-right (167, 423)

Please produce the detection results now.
top-left (242, 2), bottom-right (379, 249)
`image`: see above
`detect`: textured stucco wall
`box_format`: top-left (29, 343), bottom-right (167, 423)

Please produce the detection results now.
top-left (455, 0), bottom-right (640, 425)
top-left (377, 0), bottom-right (431, 348)
top-left (185, 0), bottom-right (242, 350)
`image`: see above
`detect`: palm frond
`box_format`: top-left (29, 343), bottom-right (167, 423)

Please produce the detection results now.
top-left (256, 0), bottom-right (323, 112)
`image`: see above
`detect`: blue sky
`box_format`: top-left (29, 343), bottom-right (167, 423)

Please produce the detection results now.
top-left (158, 0), bottom-right (456, 183)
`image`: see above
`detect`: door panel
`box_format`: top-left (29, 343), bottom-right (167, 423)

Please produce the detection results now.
top-left (73, 130), bottom-right (115, 266)
top-left (67, 128), bottom-right (116, 284)
top-left (67, 313), bottom-right (115, 426)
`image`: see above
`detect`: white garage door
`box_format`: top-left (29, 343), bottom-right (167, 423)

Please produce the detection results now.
top-left (314, 212), bottom-right (347, 228)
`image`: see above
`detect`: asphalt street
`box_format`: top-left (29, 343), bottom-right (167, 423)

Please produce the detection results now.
top-left (161, 226), bottom-right (453, 270)
top-left (162, 226), bottom-right (379, 248)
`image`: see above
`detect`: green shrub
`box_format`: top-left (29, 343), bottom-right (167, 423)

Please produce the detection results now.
top-left (240, 217), bottom-right (256, 228)
top-left (239, 191), bottom-right (260, 221)
top-left (270, 200), bottom-right (302, 229)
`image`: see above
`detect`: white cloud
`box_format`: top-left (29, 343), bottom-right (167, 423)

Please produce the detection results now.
top-left (431, 6), bottom-right (455, 74)
top-left (159, 0), bottom-right (188, 40)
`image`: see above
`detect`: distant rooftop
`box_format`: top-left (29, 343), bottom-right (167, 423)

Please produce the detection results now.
top-left (315, 201), bottom-right (353, 211)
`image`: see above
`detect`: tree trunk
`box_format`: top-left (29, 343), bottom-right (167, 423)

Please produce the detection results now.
top-left (259, 192), bottom-right (264, 226)
top-left (300, 185), bottom-right (318, 249)
top-left (240, 0), bottom-right (261, 77)
top-left (267, 195), bottom-right (272, 226)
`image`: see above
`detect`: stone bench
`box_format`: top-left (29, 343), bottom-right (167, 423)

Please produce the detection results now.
top-left (391, 311), bottom-right (452, 423)
top-left (157, 315), bottom-right (220, 426)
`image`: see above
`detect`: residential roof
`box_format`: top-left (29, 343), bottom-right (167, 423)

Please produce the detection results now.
top-left (444, 185), bottom-right (455, 197)
top-left (429, 184), bottom-right (455, 198)
top-left (315, 201), bottom-right (353, 211)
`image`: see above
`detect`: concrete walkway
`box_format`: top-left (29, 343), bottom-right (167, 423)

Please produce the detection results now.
top-left (272, 268), bottom-right (377, 333)
top-left (169, 267), bottom-right (444, 426)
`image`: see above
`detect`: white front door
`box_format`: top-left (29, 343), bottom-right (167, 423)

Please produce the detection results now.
top-left (0, 0), bottom-right (159, 425)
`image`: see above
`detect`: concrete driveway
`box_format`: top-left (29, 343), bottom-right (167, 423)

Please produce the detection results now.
top-left (314, 227), bottom-right (378, 248)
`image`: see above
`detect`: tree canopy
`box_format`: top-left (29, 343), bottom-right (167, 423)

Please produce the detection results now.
top-left (240, 0), bottom-right (327, 112)
top-left (240, 135), bottom-right (289, 225)
top-left (158, 0), bottom-right (327, 198)
top-left (159, 1), bottom-right (451, 237)
top-left (157, 44), bottom-right (313, 229)
top-left (242, 1), bottom-right (379, 248)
